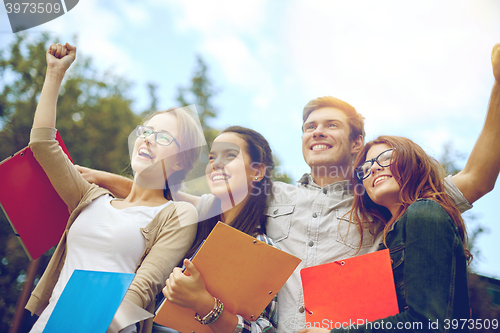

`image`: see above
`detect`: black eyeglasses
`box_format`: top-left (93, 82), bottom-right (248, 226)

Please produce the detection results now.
top-left (355, 148), bottom-right (395, 180)
top-left (135, 125), bottom-right (180, 149)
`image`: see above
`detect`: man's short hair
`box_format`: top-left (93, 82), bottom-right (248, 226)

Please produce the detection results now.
top-left (302, 96), bottom-right (365, 141)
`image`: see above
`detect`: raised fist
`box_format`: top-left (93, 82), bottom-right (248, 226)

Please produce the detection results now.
top-left (46, 42), bottom-right (76, 73)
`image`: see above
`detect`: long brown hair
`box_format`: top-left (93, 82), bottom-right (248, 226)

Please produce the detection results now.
top-left (350, 135), bottom-right (471, 263)
top-left (184, 126), bottom-right (275, 259)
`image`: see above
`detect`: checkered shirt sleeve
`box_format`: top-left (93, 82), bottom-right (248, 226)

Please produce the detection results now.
top-left (232, 233), bottom-right (279, 333)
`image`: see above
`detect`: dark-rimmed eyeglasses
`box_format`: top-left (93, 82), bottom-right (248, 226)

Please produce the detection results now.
top-left (355, 148), bottom-right (395, 180)
top-left (135, 125), bottom-right (180, 149)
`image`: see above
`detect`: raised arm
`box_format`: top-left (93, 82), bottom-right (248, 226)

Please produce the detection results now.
top-left (452, 43), bottom-right (500, 204)
top-left (33, 43), bottom-right (76, 129)
top-left (75, 165), bottom-right (134, 198)
top-left (76, 165), bottom-right (202, 205)
top-left (29, 43), bottom-right (95, 211)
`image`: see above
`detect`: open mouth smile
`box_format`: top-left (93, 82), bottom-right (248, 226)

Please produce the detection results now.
top-left (373, 175), bottom-right (392, 187)
top-left (138, 147), bottom-right (155, 159)
top-left (211, 173), bottom-right (231, 182)
top-left (310, 143), bottom-right (332, 150)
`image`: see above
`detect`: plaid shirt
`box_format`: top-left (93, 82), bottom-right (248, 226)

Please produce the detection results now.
top-left (233, 233), bottom-right (278, 333)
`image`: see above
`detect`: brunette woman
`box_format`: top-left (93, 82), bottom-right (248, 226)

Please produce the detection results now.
top-left (162, 126), bottom-right (278, 333)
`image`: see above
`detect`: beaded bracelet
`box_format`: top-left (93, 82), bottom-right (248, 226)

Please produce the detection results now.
top-left (194, 297), bottom-right (224, 325)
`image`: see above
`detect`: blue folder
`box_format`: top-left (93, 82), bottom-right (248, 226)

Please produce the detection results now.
top-left (43, 270), bottom-right (135, 333)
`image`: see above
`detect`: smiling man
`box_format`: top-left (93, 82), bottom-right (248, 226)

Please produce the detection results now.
top-left (301, 99), bottom-right (364, 186)
top-left (266, 97), bottom-right (394, 332)
top-left (267, 53), bottom-right (500, 330)
top-left (78, 44), bottom-right (500, 333)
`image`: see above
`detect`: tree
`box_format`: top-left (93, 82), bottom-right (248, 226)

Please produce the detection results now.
top-left (175, 56), bottom-right (293, 185)
top-left (176, 55), bottom-right (219, 145)
top-left (145, 82), bottom-right (159, 114)
top-left (271, 155), bottom-right (293, 184)
top-left (468, 274), bottom-right (500, 333)
top-left (439, 142), bottom-right (499, 332)
top-left (0, 34), bottom-right (139, 332)
top-left (0, 36), bottom-right (292, 332)
top-left (0, 34), bottom-right (140, 173)
top-left (439, 142), bottom-right (487, 262)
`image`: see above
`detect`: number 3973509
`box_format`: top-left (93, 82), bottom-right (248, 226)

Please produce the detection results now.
top-left (443, 319), bottom-right (498, 330)
top-left (6, 2), bottom-right (62, 14)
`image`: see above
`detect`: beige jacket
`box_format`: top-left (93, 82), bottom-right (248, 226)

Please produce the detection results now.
top-left (26, 127), bottom-right (198, 333)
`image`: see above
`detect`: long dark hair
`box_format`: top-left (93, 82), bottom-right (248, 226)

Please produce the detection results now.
top-left (184, 126), bottom-right (275, 259)
top-left (350, 135), bottom-right (471, 263)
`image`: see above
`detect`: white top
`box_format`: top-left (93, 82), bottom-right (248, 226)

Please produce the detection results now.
top-left (30, 195), bottom-right (172, 333)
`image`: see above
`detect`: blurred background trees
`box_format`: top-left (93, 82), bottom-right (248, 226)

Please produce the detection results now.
top-left (440, 143), bottom-right (500, 332)
top-left (0, 33), bottom-right (140, 332)
top-left (0, 34), bottom-right (293, 332)
top-left (0, 35), bottom-right (497, 332)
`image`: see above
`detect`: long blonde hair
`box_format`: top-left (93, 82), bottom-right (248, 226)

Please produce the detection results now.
top-left (142, 107), bottom-right (204, 199)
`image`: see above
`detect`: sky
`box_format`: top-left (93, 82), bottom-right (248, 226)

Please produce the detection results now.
top-left (1, 0), bottom-right (499, 278)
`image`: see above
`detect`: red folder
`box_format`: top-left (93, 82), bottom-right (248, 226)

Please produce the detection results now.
top-left (0, 132), bottom-right (72, 260)
top-left (301, 249), bottom-right (399, 329)
top-left (154, 222), bottom-right (301, 333)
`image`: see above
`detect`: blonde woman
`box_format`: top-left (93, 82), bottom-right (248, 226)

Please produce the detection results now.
top-left (27, 43), bottom-right (203, 333)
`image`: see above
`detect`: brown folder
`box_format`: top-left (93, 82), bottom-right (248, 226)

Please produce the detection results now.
top-left (154, 222), bottom-right (301, 332)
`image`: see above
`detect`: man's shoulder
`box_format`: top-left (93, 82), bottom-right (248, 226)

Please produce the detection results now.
top-left (272, 181), bottom-right (297, 191)
top-left (270, 180), bottom-right (318, 205)
top-left (270, 181), bottom-right (297, 203)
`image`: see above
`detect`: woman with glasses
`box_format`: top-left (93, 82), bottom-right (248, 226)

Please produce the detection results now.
top-left (300, 136), bottom-right (471, 333)
top-left (27, 43), bottom-right (202, 333)
top-left (73, 76), bottom-right (279, 333)
top-left (79, 128), bottom-right (280, 333)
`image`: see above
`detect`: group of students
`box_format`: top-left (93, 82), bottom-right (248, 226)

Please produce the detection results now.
top-left (25, 42), bottom-right (500, 333)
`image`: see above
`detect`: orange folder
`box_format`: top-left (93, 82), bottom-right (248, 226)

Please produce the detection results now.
top-left (300, 249), bottom-right (399, 328)
top-left (0, 131), bottom-right (72, 260)
top-left (154, 222), bottom-right (301, 333)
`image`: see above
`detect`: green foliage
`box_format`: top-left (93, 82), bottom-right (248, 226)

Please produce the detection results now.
top-left (468, 273), bottom-right (500, 332)
top-left (175, 56), bottom-right (293, 185)
top-left (0, 34), bottom-right (139, 331)
top-left (176, 55), bottom-right (220, 144)
top-left (145, 82), bottom-right (159, 114)
top-left (439, 142), bottom-right (499, 326)
top-left (0, 33), bottom-right (53, 156)
top-left (439, 141), bottom-right (466, 176)
top-left (174, 56), bottom-right (219, 196)
top-left (272, 155), bottom-right (293, 184)
top-left (0, 36), bottom-right (292, 331)
top-left (0, 34), bottom-right (140, 173)
top-left (438, 141), bottom-right (487, 262)
top-left (0, 212), bottom-right (30, 331)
